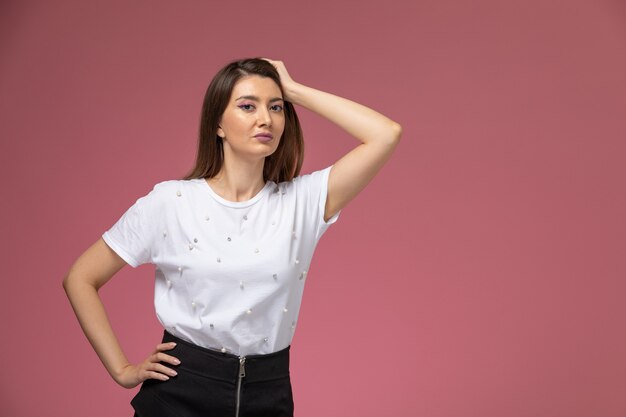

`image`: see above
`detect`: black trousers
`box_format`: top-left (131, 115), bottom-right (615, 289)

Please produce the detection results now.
top-left (131, 331), bottom-right (294, 417)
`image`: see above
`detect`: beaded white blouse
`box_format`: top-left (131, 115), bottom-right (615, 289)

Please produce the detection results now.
top-left (102, 165), bottom-right (340, 356)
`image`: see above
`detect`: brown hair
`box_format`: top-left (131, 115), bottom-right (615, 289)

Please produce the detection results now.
top-left (182, 58), bottom-right (304, 182)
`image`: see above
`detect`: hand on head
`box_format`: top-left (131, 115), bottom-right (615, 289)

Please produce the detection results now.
top-left (261, 58), bottom-right (297, 102)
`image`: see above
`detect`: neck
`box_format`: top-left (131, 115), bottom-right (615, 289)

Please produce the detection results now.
top-left (207, 157), bottom-right (266, 202)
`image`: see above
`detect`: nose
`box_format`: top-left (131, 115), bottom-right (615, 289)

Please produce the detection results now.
top-left (257, 107), bottom-right (272, 127)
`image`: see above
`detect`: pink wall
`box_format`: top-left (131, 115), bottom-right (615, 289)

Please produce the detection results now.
top-left (2, 0), bottom-right (625, 415)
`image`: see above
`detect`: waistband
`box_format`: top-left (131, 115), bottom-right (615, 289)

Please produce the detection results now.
top-left (161, 331), bottom-right (291, 384)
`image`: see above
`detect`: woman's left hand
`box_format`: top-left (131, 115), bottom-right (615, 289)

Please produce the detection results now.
top-left (262, 58), bottom-right (299, 102)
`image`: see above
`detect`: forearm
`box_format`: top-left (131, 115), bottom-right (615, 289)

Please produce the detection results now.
top-left (287, 82), bottom-right (402, 145)
top-left (63, 277), bottom-right (130, 383)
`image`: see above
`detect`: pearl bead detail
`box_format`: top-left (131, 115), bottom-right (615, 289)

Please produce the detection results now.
top-left (157, 180), bottom-right (327, 353)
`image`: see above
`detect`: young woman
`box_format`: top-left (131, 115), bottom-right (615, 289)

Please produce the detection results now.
top-left (63, 57), bottom-right (402, 417)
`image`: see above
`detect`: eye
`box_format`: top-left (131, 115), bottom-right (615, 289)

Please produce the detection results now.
top-left (270, 104), bottom-right (284, 112)
top-left (238, 104), bottom-right (254, 111)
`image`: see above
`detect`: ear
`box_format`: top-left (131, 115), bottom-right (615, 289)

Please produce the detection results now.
top-left (217, 125), bottom-right (225, 138)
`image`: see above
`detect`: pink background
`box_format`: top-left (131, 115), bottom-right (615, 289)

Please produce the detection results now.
top-left (2, 0), bottom-right (625, 415)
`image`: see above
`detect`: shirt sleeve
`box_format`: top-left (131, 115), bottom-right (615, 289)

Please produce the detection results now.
top-left (295, 165), bottom-right (341, 241)
top-left (102, 187), bottom-right (159, 268)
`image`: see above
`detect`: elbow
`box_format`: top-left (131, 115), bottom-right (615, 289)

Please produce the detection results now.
top-left (62, 272), bottom-right (72, 294)
top-left (62, 270), bottom-right (83, 295)
top-left (391, 122), bottom-right (403, 142)
top-left (383, 122), bottom-right (402, 146)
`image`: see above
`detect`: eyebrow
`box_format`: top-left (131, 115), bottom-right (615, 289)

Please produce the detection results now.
top-left (235, 95), bottom-right (284, 103)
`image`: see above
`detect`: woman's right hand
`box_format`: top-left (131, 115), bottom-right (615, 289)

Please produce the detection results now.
top-left (114, 342), bottom-right (181, 389)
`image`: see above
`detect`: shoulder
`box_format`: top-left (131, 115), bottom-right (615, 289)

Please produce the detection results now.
top-left (149, 178), bottom-right (205, 194)
top-left (282, 166), bottom-right (332, 184)
top-left (137, 179), bottom-right (203, 207)
top-left (281, 166), bottom-right (332, 191)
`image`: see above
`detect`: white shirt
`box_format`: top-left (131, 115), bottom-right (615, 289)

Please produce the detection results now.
top-left (102, 165), bottom-right (340, 356)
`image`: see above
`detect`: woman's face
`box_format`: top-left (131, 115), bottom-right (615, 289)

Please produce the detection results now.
top-left (217, 75), bottom-right (285, 161)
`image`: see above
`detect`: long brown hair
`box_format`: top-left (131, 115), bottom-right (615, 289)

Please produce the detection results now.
top-left (182, 58), bottom-right (304, 182)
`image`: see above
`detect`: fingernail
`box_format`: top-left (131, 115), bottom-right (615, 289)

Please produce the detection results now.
top-left (171, 342), bottom-right (177, 346)
top-left (174, 359), bottom-right (181, 364)
top-left (171, 370), bottom-right (178, 376)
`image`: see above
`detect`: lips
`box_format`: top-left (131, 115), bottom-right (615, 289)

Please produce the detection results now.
top-left (254, 133), bottom-right (273, 142)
